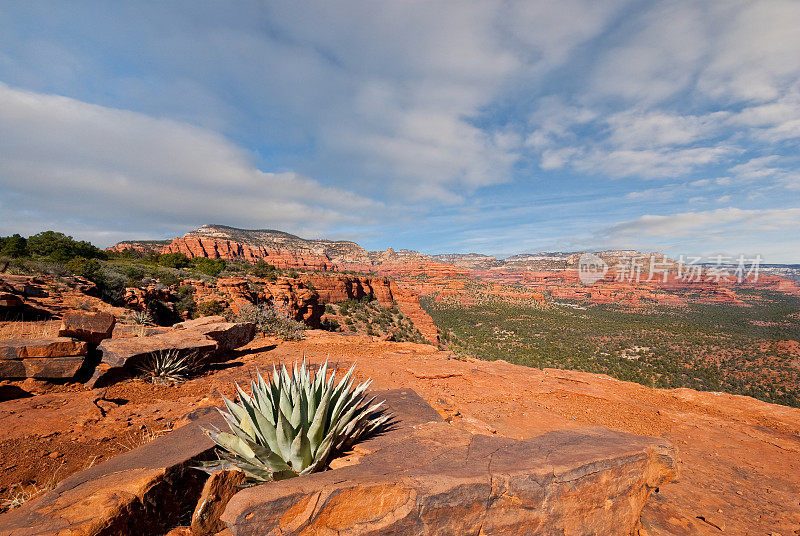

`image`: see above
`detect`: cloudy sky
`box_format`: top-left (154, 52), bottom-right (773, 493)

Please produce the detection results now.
top-left (1, 1), bottom-right (798, 261)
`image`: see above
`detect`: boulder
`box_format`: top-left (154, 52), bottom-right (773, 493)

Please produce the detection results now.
top-left (174, 316), bottom-right (228, 329)
top-left (0, 359), bottom-right (25, 378)
top-left (174, 317), bottom-right (256, 353)
top-left (22, 357), bottom-right (86, 379)
top-left (194, 323), bottom-right (256, 353)
top-left (58, 311), bottom-right (116, 344)
top-left (0, 337), bottom-right (88, 360)
top-left (98, 331), bottom-right (218, 368)
top-left (111, 324), bottom-right (170, 338)
top-left (222, 425), bottom-right (676, 536)
top-left (0, 389), bottom-right (437, 536)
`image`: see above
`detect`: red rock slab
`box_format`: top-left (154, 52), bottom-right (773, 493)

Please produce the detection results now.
top-left (58, 311), bottom-right (116, 345)
top-left (0, 388), bottom-right (443, 535)
top-left (175, 320), bottom-right (257, 354)
top-left (0, 337), bottom-right (88, 360)
top-left (21, 357), bottom-right (85, 379)
top-left (0, 409), bottom-right (224, 536)
top-left (174, 316), bottom-right (228, 329)
top-left (97, 331), bottom-right (218, 368)
top-left (90, 330), bottom-right (219, 387)
top-left (223, 424), bottom-right (675, 536)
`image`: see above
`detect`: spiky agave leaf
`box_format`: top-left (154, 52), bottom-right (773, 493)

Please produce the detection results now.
top-left (137, 349), bottom-right (196, 385)
top-left (200, 359), bottom-right (390, 484)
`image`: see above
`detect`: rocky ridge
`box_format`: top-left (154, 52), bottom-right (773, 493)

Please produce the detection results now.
top-left (111, 225), bottom-right (800, 308)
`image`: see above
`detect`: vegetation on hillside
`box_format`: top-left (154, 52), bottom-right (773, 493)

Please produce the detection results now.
top-left (0, 232), bottom-right (294, 305)
top-left (423, 290), bottom-right (800, 408)
top-left (323, 297), bottom-right (428, 343)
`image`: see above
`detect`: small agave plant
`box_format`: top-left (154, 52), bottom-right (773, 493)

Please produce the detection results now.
top-left (199, 360), bottom-right (390, 483)
top-left (138, 349), bottom-right (196, 385)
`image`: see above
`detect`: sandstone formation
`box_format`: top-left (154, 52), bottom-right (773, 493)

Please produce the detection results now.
top-left (0, 273), bottom-right (127, 319)
top-left (0, 337), bottom-right (87, 360)
top-left (191, 469), bottom-right (247, 536)
top-left (0, 337), bottom-right (87, 380)
top-left (186, 274), bottom-right (438, 344)
top-left (224, 425), bottom-right (674, 536)
top-left (174, 316), bottom-right (257, 353)
top-left (0, 356), bottom-right (85, 380)
top-left (304, 274), bottom-right (438, 344)
top-left (0, 332), bottom-right (797, 533)
top-left (0, 385), bottom-right (674, 536)
top-left (58, 311), bottom-right (116, 345)
top-left (0, 293), bottom-right (23, 309)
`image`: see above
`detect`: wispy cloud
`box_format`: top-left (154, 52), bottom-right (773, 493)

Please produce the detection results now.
top-left (0, 82), bottom-right (382, 243)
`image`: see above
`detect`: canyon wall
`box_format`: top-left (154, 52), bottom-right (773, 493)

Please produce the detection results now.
top-left (178, 274), bottom-right (438, 345)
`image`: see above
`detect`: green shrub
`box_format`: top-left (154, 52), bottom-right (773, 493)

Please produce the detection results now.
top-left (198, 299), bottom-right (226, 317)
top-left (138, 349), bottom-right (197, 385)
top-left (251, 261), bottom-right (278, 281)
top-left (27, 231), bottom-right (105, 262)
top-left (190, 257), bottom-right (226, 277)
top-left (175, 285), bottom-right (198, 319)
top-left (66, 257), bottom-right (102, 280)
top-left (321, 318), bottom-right (340, 331)
top-left (119, 265), bottom-right (147, 287)
top-left (0, 234), bottom-right (27, 258)
top-left (153, 268), bottom-right (183, 287)
top-left (158, 252), bottom-right (191, 269)
top-left (234, 303), bottom-right (306, 340)
top-left (129, 310), bottom-right (153, 325)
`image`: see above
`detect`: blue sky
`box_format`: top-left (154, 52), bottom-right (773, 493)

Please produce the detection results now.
top-left (0, 1), bottom-right (798, 262)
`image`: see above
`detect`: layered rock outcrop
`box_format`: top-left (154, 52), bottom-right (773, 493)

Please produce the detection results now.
top-left (58, 311), bottom-right (115, 345)
top-left (186, 274), bottom-right (439, 344)
top-left (90, 318), bottom-right (255, 387)
top-left (224, 424), bottom-right (674, 536)
top-left (164, 236), bottom-right (338, 271)
top-left (0, 337), bottom-right (88, 380)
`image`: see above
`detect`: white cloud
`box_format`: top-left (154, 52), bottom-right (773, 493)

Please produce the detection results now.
top-left (578, 146), bottom-right (733, 179)
top-left (599, 207), bottom-right (800, 262)
top-left (0, 82), bottom-right (382, 244)
top-left (590, 2), bottom-right (709, 103)
top-left (606, 110), bottom-right (729, 149)
top-left (730, 90), bottom-right (800, 142)
top-left (726, 156), bottom-right (800, 190)
top-left (698, 0), bottom-right (800, 103)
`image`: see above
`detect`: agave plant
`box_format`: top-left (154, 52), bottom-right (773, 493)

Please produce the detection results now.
top-left (138, 348), bottom-right (197, 385)
top-left (199, 361), bottom-right (390, 483)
